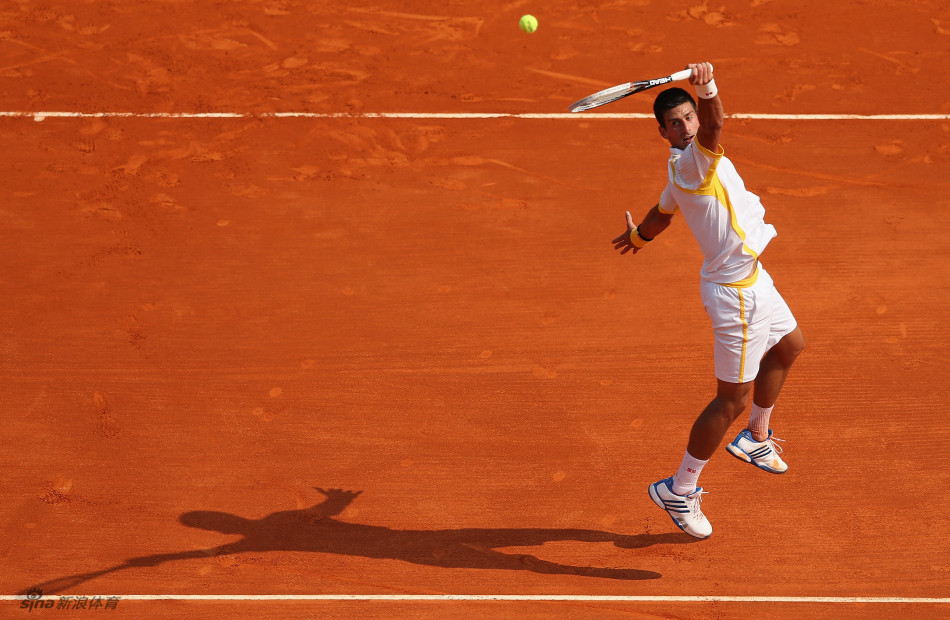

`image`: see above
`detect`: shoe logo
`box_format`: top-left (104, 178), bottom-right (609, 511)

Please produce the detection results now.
top-left (662, 499), bottom-right (689, 514)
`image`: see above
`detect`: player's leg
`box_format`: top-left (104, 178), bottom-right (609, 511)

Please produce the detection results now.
top-left (749, 326), bottom-right (805, 439)
top-left (667, 279), bottom-right (753, 472)
top-left (686, 379), bottom-right (754, 460)
top-left (649, 279), bottom-right (756, 539)
top-left (726, 274), bottom-right (802, 473)
top-left (743, 276), bottom-right (802, 440)
top-left (693, 277), bottom-right (764, 465)
top-left (753, 325), bottom-right (804, 407)
top-left (648, 380), bottom-right (751, 539)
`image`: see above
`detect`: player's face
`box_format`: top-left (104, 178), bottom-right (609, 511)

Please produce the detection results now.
top-left (659, 103), bottom-right (699, 150)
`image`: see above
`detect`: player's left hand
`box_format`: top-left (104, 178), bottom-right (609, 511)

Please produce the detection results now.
top-left (612, 211), bottom-right (640, 255)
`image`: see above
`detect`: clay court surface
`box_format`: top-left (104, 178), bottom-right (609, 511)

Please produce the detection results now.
top-left (2, 0), bottom-right (949, 618)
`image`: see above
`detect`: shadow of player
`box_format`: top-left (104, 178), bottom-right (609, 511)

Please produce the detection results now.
top-left (25, 487), bottom-right (698, 593)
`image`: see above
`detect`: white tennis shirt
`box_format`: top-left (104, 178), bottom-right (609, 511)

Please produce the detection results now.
top-left (659, 142), bottom-right (776, 285)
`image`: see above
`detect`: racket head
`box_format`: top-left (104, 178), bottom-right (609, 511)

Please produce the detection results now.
top-left (569, 82), bottom-right (635, 113)
top-left (568, 69), bottom-right (693, 113)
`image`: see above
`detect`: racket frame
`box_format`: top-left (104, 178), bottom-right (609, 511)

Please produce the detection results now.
top-left (569, 69), bottom-right (693, 113)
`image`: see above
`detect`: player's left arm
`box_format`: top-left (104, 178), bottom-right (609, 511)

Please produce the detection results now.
top-left (689, 62), bottom-right (723, 152)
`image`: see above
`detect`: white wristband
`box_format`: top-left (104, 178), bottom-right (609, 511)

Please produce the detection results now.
top-left (696, 78), bottom-right (718, 99)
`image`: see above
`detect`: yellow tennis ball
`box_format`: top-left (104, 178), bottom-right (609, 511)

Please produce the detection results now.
top-left (519, 14), bottom-right (538, 33)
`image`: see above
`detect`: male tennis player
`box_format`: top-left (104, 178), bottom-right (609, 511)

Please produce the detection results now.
top-left (612, 62), bottom-right (805, 538)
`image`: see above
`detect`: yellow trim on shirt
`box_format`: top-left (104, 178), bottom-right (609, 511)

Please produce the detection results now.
top-left (671, 142), bottom-right (724, 195)
top-left (722, 263), bottom-right (760, 288)
top-left (711, 176), bottom-right (759, 262)
top-left (660, 143), bottom-right (724, 213)
top-left (670, 144), bottom-right (759, 263)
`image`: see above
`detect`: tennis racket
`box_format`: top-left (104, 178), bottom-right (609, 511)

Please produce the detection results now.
top-left (569, 68), bottom-right (693, 113)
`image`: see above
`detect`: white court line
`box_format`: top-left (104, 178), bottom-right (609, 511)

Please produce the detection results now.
top-left (3, 595), bottom-right (949, 603)
top-left (0, 111), bottom-right (948, 120)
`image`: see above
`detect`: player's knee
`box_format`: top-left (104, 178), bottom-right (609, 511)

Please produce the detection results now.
top-left (714, 387), bottom-right (751, 420)
top-left (786, 330), bottom-right (805, 361)
top-left (777, 329), bottom-right (804, 365)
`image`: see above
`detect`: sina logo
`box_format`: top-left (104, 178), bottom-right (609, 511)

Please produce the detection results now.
top-left (21, 588), bottom-right (53, 612)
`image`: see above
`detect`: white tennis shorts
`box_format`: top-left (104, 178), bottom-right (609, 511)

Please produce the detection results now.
top-left (700, 264), bottom-right (797, 384)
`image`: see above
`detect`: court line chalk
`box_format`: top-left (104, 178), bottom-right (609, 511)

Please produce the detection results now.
top-left (2, 594), bottom-right (949, 603)
top-left (1, 111), bottom-right (949, 120)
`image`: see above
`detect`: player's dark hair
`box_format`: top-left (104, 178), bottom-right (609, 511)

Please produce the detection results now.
top-left (654, 87), bottom-right (696, 127)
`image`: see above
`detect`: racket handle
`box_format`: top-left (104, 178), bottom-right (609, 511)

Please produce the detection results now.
top-left (671, 64), bottom-right (713, 81)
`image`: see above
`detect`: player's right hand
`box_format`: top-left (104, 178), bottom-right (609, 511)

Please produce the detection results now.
top-left (687, 62), bottom-right (714, 85)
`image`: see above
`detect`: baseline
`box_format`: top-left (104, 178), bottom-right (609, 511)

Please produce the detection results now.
top-left (1, 112), bottom-right (949, 120)
top-left (3, 595), bottom-right (950, 603)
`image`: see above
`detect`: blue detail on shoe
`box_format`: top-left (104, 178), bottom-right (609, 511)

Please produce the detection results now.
top-left (726, 428), bottom-right (787, 474)
top-left (648, 477), bottom-right (711, 539)
top-left (661, 497), bottom-right (689, 514)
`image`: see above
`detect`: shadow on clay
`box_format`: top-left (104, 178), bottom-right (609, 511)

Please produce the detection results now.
top-left (23, 487), bottom-right (701, 594)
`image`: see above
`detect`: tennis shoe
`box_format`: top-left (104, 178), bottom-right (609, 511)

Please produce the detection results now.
top-left (648, 477), bottom-right (712, 539)
top-left (726, 429), bottom-right (788, 474)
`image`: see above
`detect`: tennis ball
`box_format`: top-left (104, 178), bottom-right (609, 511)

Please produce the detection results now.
top-left (519, 14), bottom-right (538, 33)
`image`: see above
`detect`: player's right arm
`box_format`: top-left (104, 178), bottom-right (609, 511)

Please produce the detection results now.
top-left (688, 62), bottom-right (723, 152)
top-left (612, 206), bottom-right (673, 255)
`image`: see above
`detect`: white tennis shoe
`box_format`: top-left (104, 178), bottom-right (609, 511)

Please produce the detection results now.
top-left (726, 429), bottom-right (788, 474)
top-left (648, 477), bottom-right (712, 539)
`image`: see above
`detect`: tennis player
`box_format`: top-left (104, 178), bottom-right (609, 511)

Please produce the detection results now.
top-left (612, 62), bottom-right (805, 538)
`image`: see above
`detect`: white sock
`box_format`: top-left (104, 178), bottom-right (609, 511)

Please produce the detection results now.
top-left (748, 403), bottom-right (774, 440)
top-left (672, 451), bottom-right (708, 496)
